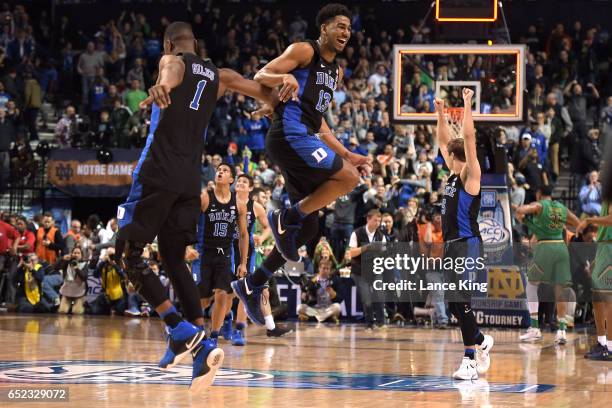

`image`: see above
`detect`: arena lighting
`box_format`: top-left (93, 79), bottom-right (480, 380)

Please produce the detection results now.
top-left (97, 148), bottom-right (113, 164)
top-left (435, 0), bottom-right (498, 22)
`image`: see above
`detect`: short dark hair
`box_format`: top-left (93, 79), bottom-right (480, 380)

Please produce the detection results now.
top-left (237, 173), bottom-right (254, 187)
top-left (251, 187), bottom-right (265, 200)
top-left (447, 138), bottom-right (466, 162)
top-left (539, 185), bottom-right (553, 196)
top-left (164, 21), bottom-right (194, 42)
top-left (316, 3), bottom-right (351, 28)
top-left (219, 162), bottom-right (236, 180)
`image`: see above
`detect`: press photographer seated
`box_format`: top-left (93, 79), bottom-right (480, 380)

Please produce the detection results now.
top-left (297, 260), bottom-right (343, 324)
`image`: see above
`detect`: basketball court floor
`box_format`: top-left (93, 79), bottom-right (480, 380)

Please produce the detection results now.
top-left (0, 314), bottom-right (609, 407)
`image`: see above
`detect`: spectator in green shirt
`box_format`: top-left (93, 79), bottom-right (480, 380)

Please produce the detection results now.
top-left (124, 79), bottom-right (147, 114)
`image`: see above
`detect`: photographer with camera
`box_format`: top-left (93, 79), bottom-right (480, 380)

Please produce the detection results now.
top-left (297, 259), bottom-right (343, 323)
top-left (349, 209), bottom-right (387, 330)
top-left (12, 253), bottom-right (52, 313)
top-left (91, 247), bottom-right (126, 315)
top-left (53, 246), bottom-right (88, 314)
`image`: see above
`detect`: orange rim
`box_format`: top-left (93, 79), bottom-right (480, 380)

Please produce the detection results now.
top-left (444, 107), bottom-right (464, 123)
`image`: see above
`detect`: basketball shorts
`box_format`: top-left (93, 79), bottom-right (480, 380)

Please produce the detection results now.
top-left (527, 241), bottom-right (572, 285)
top-left (443, 236), bottom-right (483, 302)
top-left (197, 247), bottom-right (235, 298)
top-left (592, 242), bottom-right (612, 300)
top-left (266, 126), bottom-right (343, 203)
top-left (117, 182), bottom-right (199, 244)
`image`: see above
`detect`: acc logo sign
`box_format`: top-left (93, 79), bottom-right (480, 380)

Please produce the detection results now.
top-left (479, 218), bottom-right (510, 244)
top-left (0, 361), bottom-right (272, 385)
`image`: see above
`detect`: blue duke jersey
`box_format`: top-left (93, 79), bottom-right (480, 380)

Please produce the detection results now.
top-left (233, 199), bottom-right (257, 272)
top-left (272, 40), bottom-right (339, 135)
top-left (199, 188), bottom-right (238, 251)
top-left (441, 173), bottom-right (481, 241)
top-left (137, 53), bottom-right (219, 196)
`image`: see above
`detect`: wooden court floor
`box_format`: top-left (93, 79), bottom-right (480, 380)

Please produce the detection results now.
top-left (0, 314), bottom-right (610, 408)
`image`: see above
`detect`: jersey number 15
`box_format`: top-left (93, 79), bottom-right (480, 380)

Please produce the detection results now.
top-left (190, 80), bottom-right (208, 111)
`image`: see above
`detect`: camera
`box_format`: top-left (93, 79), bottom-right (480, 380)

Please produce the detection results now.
top-left (70, 259), bottom-right (79, 267)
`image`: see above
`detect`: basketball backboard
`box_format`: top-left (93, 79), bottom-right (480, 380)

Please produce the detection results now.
top-left (392, 44), bottom-right (526, 123)
top-left (436, 0), bottom-right (498, 22)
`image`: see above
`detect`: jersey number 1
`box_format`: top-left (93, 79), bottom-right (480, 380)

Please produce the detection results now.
top-left (190, 79), bottom-right (208, 110)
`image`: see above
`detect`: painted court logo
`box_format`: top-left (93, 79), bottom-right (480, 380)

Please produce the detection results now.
top-left (0, 361), bottom-right (272, 385)
top-left (0, 361), bottom-right (554, 393)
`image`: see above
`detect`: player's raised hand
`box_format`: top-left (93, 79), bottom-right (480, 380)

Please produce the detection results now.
top-left (279, 74), bottom-right (299, 102)
top-left (434, 98), bottom-right (444, 115)
top-left (462, 88), bottom-right (474, 102)
top-left (140, 84), bottom-right (171, 109)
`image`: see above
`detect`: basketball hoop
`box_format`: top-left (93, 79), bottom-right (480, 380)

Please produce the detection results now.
top-left (444, 107), bottom-right (464, 139)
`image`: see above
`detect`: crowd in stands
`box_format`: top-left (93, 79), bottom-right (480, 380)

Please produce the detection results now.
top-left (0, 3), bottom-right (608, 326)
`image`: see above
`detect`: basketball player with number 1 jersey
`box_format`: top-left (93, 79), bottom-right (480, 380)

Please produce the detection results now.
top-left (114, 22), bottom-right (277, 392)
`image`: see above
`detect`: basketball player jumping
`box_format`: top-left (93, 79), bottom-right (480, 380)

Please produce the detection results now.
top-left (115, 22), bottom-right (276, 392)
top-left (434, 91), bottom-right (494, 381)
top-left (232, 3), bottom-right (371, 325)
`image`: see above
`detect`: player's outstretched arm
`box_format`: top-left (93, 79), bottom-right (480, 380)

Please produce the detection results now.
top-left (236, 183), bottom-right (250, 278)
top-left (460, 88), bottom-right (481, 195)
top-left (433, 98), bottom-right (452, 167)
top-left (254, 42), bottom-right (314, 102)
top-left (565, 208), bottom-right (581, 230)
top-left (140, 55), bottom-right (185, 109)
top-left (218, 68), bottom-right (279, 108)
top-left (515, 202), bottom-right (542, 223)
top-left (319, 117), bottom-right (371, 170)
top-left (578, 202), bottom-right (612, 233)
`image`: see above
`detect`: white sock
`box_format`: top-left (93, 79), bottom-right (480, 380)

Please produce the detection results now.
top-left (526, 282), bottom-right (539, 316)
top-left (597, 336), bottom-right (606, 347)
top-left (264, 315), bottom-right (275, 330)
top-left (607, 340), bottom-right (612, 350)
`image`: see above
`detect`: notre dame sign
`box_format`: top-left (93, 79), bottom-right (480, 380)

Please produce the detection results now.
top-left (47, 149), bottom-right (139, 197)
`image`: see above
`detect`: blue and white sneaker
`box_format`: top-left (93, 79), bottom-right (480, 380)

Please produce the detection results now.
top-left (190, 338), bottom-right (224, 393)
top-left (221, 311), bottom-right (233, 341)
top-left (158, 321), bottom-right (206, 369)
top-left (231, 329), bottom-right (245, 346)
top-left (268, 209), bottom-right (301, 262)
top-left (231, 278), bottom-right (265, 326)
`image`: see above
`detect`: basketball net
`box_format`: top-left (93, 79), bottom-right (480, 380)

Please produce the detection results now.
top-left (444, 107), bottom-right (464, 140)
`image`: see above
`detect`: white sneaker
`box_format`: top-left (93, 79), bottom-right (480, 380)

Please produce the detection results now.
top-left (476, 334), bottom-right (494, 374)
top-left (453, 357), bottom-right (478, 380)
top-left (554, 330), bottom-right (567, 345)
top-left (519, 327), bottom-right (542, 342)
